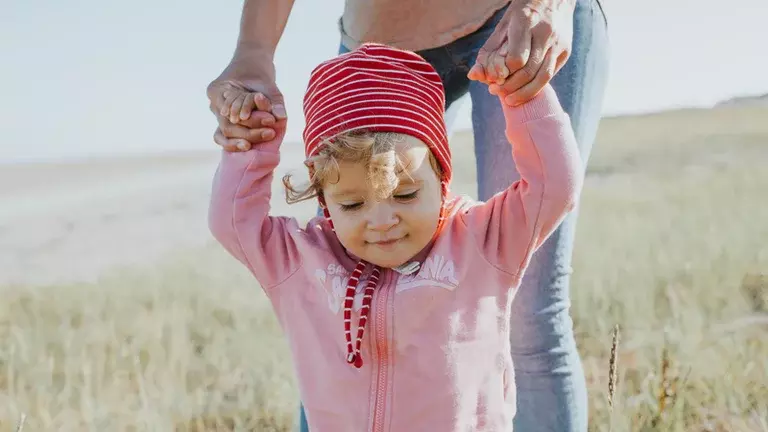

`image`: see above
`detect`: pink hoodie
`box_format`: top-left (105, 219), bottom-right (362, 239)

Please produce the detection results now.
top-left (208, 85), bottom-right (583, 432)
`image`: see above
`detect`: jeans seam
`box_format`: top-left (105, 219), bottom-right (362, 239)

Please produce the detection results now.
top-left (593, 0), bottom-right (608, 28)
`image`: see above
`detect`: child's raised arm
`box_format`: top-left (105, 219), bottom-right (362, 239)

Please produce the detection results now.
top-left (461, 84), bottom-right (584, 278)
top-left (208, 127), bottom-right (304, 290)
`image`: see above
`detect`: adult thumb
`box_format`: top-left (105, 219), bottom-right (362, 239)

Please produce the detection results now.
top-left (504, 14), bottom-right (532, 72)
top-left (267, 86), bottom-right (288, 120)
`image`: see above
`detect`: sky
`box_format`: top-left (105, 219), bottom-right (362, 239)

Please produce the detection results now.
top-left (0, 0), bottom-right (766, 163)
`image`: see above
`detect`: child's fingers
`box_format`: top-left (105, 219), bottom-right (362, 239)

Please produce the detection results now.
top-left (239, 93), bottom-right (256, 121)
top-left (218, 115), bottom-right (277, 145)
top-left (477, 40), bottom-right (509, 85)
top-left (219, 90), bottom-right (241, 117)
top-left (239, 92), bottom-right (279, 122)
top-left (492, 61), bottom-right (509, 86)
top-left (488, 41), bottom-right (510, 85)
top-left (229, 94), bottom-right (247, 124)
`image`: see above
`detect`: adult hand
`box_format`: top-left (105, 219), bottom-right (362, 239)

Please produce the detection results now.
top-left (207, 48), bottom-right (287, 151)
top-left (468, 0), bottom-right (575, 106)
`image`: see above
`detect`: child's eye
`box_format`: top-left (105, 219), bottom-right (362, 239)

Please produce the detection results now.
top-left (339, 202), bottom-right (363, 212)
top-left (394, 190), bottom-right (419, 202)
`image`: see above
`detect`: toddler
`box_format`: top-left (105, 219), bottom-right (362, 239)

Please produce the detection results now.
top-left (209, 43), bottom-right (583, 431)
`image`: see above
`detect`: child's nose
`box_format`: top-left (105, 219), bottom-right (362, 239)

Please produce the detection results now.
top-left (367, 202), bottom-right (399, 231)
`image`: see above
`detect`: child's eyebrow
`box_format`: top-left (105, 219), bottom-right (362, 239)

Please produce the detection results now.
top-left (330, 188), bottom-right (365, 200)
top-left (396, 177), bottom-right (423, 187)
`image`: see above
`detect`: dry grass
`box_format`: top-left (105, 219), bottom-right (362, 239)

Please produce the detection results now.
top-left (0, 250), bottom-right (298, 431)
top-left (571, 106), bottom-right (768, 432)
top-left (2, 105), bottom-right (767, 431)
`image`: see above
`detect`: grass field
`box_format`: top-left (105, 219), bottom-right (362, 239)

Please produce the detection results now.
top-left (1, 105), bottom-right (767, 431)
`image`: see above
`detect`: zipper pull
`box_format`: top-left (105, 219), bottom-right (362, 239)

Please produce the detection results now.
top-left (393, 261), bottom-right (420, 275)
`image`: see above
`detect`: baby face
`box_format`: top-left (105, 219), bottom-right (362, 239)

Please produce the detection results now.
top-left (323, 136), bottom-right (442, 268)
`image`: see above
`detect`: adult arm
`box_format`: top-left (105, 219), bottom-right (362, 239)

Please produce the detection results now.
top-left (206, 0), bottom-right (297, 152)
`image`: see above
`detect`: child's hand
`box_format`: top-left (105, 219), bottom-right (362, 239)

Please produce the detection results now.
top-left (467, 40), bottom-right (511, 87)
top-left (210, 85), bottom-right (284, 152)
top-left (214, 84), bottom-right (272, 126)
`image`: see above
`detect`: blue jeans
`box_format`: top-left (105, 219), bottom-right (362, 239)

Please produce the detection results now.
top-left (300, 1), bottom-right (609, 430)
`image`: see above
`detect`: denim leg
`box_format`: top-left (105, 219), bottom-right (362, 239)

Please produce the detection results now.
top-left (470, 1), bottom-right (609, 430)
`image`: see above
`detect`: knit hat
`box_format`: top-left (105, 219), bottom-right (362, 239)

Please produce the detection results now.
top-left (302, 43), bottom-right (451, 368)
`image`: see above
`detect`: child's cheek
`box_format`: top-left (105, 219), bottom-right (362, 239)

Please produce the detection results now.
top-left (333, 215), bottom-right (357, 243)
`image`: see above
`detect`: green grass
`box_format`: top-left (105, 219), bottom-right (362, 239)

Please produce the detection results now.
top-left (1, 105), bottom-right (767, 431)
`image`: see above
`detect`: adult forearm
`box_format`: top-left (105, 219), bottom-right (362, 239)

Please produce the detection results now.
top-left (235, 0), bottom-right (296, 59)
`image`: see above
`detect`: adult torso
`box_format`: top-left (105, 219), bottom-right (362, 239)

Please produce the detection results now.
top-left (340, 0), bottom-right (511, 52)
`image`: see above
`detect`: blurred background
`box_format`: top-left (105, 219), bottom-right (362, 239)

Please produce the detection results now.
top-left (1, 1), bottom-right (767, 431)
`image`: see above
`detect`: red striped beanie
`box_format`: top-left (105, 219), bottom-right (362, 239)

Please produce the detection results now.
top-left (301, 43), bottom-right (452, 369)
top-left (303, 43), bottom-right (451, 200)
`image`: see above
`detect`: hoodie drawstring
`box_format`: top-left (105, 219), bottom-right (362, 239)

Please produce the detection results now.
top-left (343, 261), bottom-right (379, 368)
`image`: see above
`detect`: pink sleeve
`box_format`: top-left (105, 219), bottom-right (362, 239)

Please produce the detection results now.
top-left (461, 84), bottom-right (584, 277)
top-left (207, 131), bottom-right (303, 289)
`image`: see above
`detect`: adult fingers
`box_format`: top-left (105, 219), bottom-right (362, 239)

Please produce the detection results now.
top-left (265, 89), bottom-right (287, 120)
top-left (256, 84), bottom-right (287, 120)
top-left (214, 127), bottom-right (251, 152)
top-left (504, 12), bottom-right (533, 75)
top-left (272, 103), bottom-right (287, 120)
top-left (494, 29), bottom-right (552, 96)
top-left (218, 116), bottom-right (276, 145)
top-left (206, 81), bottom-right (229, 115)
top-left (238, 110), bottom-right (278, 129)
top-left (504, 46), bottom-right (557, 106)
top-left (253, 93), bottom-right (272, 113)
top-left (553, 48), bottom-right (570, 76)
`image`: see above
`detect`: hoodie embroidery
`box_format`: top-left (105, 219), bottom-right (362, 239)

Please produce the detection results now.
top-left (314, 254), bottom-right (458, 314)
top-left (396, 254), bottom-right (458, 293)
top-left (315, 264), bottom-right (354, 314)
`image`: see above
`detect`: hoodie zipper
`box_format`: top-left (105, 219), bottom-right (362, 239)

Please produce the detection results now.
top-left (370, 269), bottom-right (393, 432)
